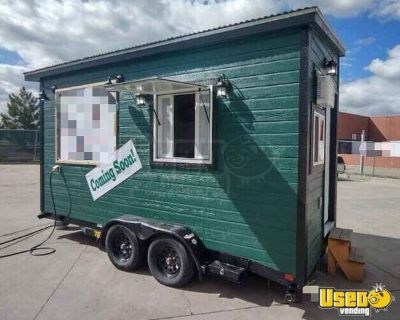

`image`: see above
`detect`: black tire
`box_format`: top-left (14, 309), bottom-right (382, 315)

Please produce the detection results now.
top-left (105, 225), bottom-right (143, 271)
top-left (285, 288), bottom-right (302, 303)
top-left (147, 236), bottom-right (194, 287)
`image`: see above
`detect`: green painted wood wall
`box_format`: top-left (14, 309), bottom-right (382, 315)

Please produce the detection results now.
top-left (306, 30), bottom-right (339, 275)
top-left (42, 30), bottom-right (301, 274)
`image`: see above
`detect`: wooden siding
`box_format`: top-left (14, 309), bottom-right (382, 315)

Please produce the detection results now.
top-left (42, 31), bottom-right (300, 274)
top-left (306, 30), bottom-right (338, 275)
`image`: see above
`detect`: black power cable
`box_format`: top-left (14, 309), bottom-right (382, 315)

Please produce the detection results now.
top-left (0, 170), bottom-right (58, 258)
top-left (0, 225), bottom-right (52, 248)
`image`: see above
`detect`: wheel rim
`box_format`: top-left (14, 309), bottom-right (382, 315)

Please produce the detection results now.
top-left (112, 232), bottom-right (133, 262)
top-left (156, 245), bottom-right (181, 276)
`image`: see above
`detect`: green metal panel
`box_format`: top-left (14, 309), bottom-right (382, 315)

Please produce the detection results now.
top-left (42, 31), bottom-right (300, 274)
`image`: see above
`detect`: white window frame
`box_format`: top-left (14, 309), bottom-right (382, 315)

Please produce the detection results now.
top-left (313, 109), bottom-right (325, 166)
top-left (152, 86), bottom-right (213, 165)
top-left (55, 82), bottom-right (117, 166)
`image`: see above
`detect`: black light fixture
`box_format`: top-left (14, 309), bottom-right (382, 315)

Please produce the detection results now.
top-left (105, 74), bottom-right (124, 85)
top-left (38, 85), bottom-right (57, 101)
top-left (324, 58), bottom-right (338, 76)
top-left (134, 93), bottom-right (161, 125)
top-left (216, 74), bottom-right (230, 98)
top-left (105, 76), bottom-right (112, 85)
top-left (135, 93), bottom-right (146, 106)
top-left (39, 89), bottom-right (48, 101)
top-left (115, 74), bottom-right (124, 83)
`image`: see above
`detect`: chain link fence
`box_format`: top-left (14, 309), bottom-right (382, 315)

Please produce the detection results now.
top-left (338, 140), bottom-right (400, 178)
top-left (0, 129), bottom-right (40, 162)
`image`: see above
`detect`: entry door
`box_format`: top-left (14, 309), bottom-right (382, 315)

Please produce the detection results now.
top-left (323, 107), bottom-right (331, 224)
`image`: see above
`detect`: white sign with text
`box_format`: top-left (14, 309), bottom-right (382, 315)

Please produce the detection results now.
top-left (86, 139), bottom-right (142, 201)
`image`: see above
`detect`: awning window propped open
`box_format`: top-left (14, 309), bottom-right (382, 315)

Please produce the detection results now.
top-left (103, 77), bottom-right (207, 95)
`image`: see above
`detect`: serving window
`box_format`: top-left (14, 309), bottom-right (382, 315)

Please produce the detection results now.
top-left (56, 85), bottom-right (117, 164)
top-left (154, 89), bottom-right (212, 164)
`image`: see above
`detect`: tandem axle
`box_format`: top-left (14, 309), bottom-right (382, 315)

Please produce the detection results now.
top-left (41, 212), bottom-right (302, 303)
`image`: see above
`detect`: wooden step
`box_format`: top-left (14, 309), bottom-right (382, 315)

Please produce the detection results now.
top-left (328, 238), bottom-right (350, 262)
top-left (327, 228), bottom-right (365, 282)
top-left (327, 249), bottom-right (337, 275)
top-left (329, 227), bottom-right (353, 242)
top-left (349, 246), bottom-right (365, 264)
top-left (340, 260), bottom-right (364, 282)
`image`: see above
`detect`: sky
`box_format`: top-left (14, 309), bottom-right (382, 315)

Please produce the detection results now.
top-left (0, 0), bottom-right (400, 116)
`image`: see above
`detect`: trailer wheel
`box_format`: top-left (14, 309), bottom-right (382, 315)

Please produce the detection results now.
top-left (147, 236), bottom-right (194, 287)
top-left (105, 225), bottom-right (143, 271)
top-left (284, 287), bottom-right (302, 303)
top-left (285, 292), bottom-right (295, 303)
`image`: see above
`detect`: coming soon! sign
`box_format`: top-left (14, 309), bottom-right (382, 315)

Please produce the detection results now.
top-left (86, 139), bottom-right (142, 200)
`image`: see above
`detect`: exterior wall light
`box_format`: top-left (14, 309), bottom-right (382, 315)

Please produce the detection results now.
top-left (105, 76), bottom-right (112, 85)
top-left (135, 93), bottom-right (146, 106)
top-left (115, 74), bottom-right (124, 83)
top-left (135, 94), bottom-right (161, 125)
top-left (39, 89), bottom-right (48, 101)
top-left (39, 85), bottom-right (57, 101)
top-left (105, 74), bottom-right (124, 85)
top-left (324, 58), bottom-right (338, 76)
top-left (216, 74), bottom-right (230, 98)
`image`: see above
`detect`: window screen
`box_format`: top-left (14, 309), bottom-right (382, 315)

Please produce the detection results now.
top-left (56, 86), bottom-right (116, 163)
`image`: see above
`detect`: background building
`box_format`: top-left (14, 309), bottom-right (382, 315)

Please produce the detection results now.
top-left (338, 112), bottom-right (400, 177)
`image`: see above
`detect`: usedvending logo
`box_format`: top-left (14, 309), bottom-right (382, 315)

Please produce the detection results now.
top-left (319, 283), bottom-right (394, 316)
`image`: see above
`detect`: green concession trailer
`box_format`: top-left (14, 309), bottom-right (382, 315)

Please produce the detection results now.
top-left (24, 7), bottom-right (345, 300)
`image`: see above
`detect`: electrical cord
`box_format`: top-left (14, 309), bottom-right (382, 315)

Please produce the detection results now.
top-left (0, 225), bottom-right (52, 249)
top-left (0, 170), bottom-right (58, 258)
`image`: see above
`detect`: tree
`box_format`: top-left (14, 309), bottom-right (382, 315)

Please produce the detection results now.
top-left (0, 87), bottom-right (39, 129)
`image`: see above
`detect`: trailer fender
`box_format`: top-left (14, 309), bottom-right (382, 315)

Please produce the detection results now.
top-left (100, 215), bottom-right (204, 279)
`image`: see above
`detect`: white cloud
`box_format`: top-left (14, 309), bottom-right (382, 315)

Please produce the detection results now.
top-left (367, 45), bottom-right (400, 80)
top-left (284, 0), bottom-right (374, 17)
top-left (289, 0), bottom-right (400, 19)
top-left (355, 37), bottom-right (376, 47)
top-left (0, 0), bottom-right (283, 70)
top-left (0, 64), bottom-right (38, 113)
top-left (374, 0), bottom-right (400, 20)
top-left (0, 0), bottom-right (394, 71)
top-left (341, 44), bottom-right (400, 115)
top-left (0, 0), bottom-right (399, 115)
top-left (0, 0), bottom-right (282, 113)
top-left (0, 0), bottom-right (267, 113)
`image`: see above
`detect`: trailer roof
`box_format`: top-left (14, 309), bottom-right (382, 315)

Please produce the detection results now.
top-left (24, 6), bottom-right (345, 82)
